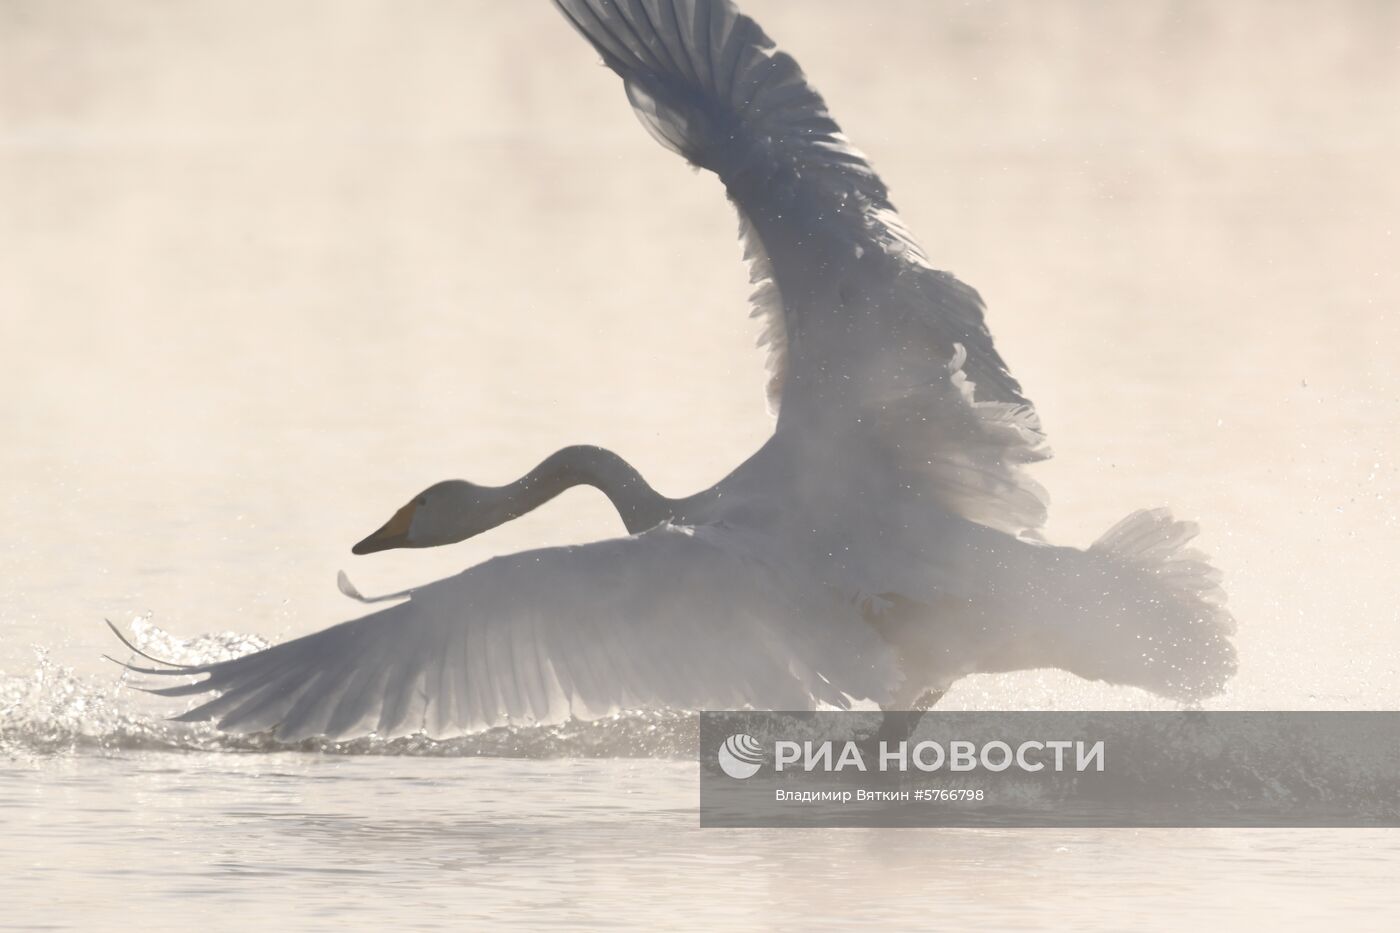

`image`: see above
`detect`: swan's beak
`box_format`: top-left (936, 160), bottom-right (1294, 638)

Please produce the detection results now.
top-left (352, 502), bottom-right (416, 555)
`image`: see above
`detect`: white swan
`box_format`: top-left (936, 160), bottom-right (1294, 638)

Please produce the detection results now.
top-left (113, 0), bottom-right (1236, 741)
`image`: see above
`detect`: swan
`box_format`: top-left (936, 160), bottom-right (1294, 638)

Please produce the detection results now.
top-left (112, 0), bottom-right (1236, 741)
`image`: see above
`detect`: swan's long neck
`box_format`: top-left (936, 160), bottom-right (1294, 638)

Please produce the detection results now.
top-left (501, 445), bottom-right (676, 534)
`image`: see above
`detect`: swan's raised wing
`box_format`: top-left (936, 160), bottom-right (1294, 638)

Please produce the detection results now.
top-left (554, 0), bottom-right (1049, 537)
top-left (553, 0), bottom-right (1031, 412)
top-left (119, 525), bottom-right (897, 741)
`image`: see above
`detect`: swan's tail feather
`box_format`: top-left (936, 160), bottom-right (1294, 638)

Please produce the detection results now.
top-left (1045, 508), bottom-right (1237, 701)
top-left (1090, 508), bottom-right (1230, 615)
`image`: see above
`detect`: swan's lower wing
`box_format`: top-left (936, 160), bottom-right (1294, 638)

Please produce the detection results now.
top-left (124, 525), bottom-right (898, 741)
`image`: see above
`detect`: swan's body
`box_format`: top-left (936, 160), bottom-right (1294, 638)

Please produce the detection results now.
top-left (116, 0), bottom-right (1236, 740)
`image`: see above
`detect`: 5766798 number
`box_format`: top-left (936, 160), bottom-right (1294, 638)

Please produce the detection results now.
top-left (913, 788), bottom-right (984, 802)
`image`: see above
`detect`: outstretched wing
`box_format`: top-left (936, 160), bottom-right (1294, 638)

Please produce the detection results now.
top-left (554, 0), bottom-right (1049, 537)
top-left (553, 0), bottom-right (1033, 415)
top-left (119, 525), bottom-right (898, 741)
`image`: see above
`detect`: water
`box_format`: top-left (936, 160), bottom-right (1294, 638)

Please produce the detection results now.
top-left (3, 0), bottom-right (1399, 928)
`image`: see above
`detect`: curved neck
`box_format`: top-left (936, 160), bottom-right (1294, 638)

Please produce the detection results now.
top-left (500, 445), bottom-right (676, 534)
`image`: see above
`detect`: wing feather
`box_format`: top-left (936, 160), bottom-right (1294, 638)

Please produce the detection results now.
top-left (126, 525), bottom-right (897, 741)
top-left (554, 0), bottom-right (1031, 413)
top-left (554, 0), bottom-right (1048, 535)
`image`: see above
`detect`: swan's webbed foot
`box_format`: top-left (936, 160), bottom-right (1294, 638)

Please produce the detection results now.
top-left (851, 690), bottom-right (948, 758)
top-left (875, 689), bottom-right (945, 746)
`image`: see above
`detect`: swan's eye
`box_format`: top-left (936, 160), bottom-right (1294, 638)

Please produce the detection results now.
top-left (417, 497), bottom-right (428, 508)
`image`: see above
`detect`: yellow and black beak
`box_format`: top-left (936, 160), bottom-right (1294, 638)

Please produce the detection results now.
top-left (352, 501), bottom-right (417, 555)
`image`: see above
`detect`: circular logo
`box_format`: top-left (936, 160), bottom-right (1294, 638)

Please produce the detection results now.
top-left (717, 733), bottom-right (765, 779)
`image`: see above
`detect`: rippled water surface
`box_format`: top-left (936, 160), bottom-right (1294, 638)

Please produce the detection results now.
top-left (8, 753), bottom-right (1400, 931)
top-left (3, 0), bottom-right (1399, 929)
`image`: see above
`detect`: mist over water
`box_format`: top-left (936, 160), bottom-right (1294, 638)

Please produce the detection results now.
top-left (3, 1), bottom-right (1399, 929)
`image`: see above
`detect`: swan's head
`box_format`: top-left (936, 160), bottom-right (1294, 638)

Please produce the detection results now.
top-left (352, 480), bottom-right (508, 554)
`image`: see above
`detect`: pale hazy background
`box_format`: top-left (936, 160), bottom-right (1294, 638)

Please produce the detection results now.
top-left (3, 0), bottom-right (1397, 697)
top-left (2, 1), bottom-right (1399, 928)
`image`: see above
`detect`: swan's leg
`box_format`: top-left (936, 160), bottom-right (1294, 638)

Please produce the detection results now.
top-left (875, 688), bottom-right (946, 746)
